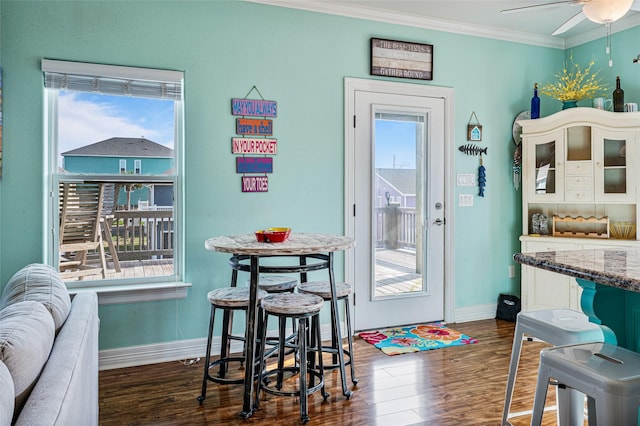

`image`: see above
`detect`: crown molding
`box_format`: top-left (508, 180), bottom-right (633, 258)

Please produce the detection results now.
top-left (565, 13), bottom-right (640, 48)
top-left (245, 0), bottom-right (566, 49)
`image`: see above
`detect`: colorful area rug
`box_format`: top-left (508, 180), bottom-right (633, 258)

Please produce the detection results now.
top-left (358, 322), bottom-right (478, 356)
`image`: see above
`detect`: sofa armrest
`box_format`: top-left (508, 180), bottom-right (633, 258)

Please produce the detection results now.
top-left (15, 291), bottom-right (99, 426)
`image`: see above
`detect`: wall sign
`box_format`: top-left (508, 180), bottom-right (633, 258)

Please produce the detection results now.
top-left (231, 98), bottom-right (277, 117)
top-left (466, 111), bottom-right (482, 141)
top-left (370, 37), bottom-right (433, 81)
top-left (232, 86), bottom-right (278, 193)
top-left (232, 137), bottom-right (277, 154)
top-left (236, 118), bottom-right (273, 136)
top-left (236, 157), bottom-right (273, 173)
top-left (242, 176), bottom-right (269, 192)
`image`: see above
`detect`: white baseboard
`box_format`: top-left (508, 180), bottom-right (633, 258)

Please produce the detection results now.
top-left (99, 304), bottom-right (499, 370)
top-left (453, 303), bottom-right (497, 323)
top-left (99, 322), bottom-right (340, 371)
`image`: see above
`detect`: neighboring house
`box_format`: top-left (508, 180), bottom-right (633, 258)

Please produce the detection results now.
top-left (61, 137), bottom-right (174, 208)
top-left (375, 168), bottom-right (416, 208)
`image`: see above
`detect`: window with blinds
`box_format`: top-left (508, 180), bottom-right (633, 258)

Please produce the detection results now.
top-left (43, 59), bottom-right (184, 287)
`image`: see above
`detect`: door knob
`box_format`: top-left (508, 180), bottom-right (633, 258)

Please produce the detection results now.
top-left (433, 218), bottom-right (445, 226)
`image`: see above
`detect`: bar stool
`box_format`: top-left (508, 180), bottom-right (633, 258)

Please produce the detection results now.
top-left (197, 287), bottom-right (267, 404)
top-left (249, 275), bottom-right (299, 357)
top-left (501, 309), bottom-right (604, 426)
top-left (531, 342), bottom-right (640, 425)
top-left (257, 292), bottom-right (329, 424)
top-left (297, 281), bottom-right (358, 385)
top-left (250, 275), bottom-right (298, 293)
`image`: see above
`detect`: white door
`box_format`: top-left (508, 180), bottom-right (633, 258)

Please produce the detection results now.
top-left (349, 87), bottom-right (447, 331)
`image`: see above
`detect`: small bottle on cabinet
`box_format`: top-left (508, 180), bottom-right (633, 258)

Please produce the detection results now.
top-left (613, 76), bottom-right (624, 112)
top-left (531, 83), bottom-right (540, 119)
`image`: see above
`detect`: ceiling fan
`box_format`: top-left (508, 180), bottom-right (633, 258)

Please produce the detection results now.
top-left (501, 0), bottom-right (638, 35)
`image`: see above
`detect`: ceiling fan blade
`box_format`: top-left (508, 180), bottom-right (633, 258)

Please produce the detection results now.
top-left (500, 1), bottom-right (574, 14)
top-left (552, 10), bottom-right (586, 35)
top-left (630, 0), bottom-right (640, 11)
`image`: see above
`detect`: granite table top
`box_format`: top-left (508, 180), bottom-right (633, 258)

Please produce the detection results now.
top-left (205, 232), bottom-right (354, 256)
top-left (514, 248), bottom-right (640, 293)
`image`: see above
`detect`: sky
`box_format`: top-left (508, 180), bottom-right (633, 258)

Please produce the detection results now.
top-left (57, 91), bottom-right (175, 160)
top-left (375, 119), bottom-right (417, 169)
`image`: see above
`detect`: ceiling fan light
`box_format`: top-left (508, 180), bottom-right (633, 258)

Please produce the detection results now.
top-left (583, 0), bottom-right (633, 24)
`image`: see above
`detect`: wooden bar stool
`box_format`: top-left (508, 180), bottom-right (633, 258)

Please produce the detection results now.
top-left (297, 281), bottom-right (358, 386)
top-left (501, 309), bottom-right (603, 425)
top-left (249, 275), bottom-right (299, 357)
top-left (251, 275), bottom-right (298, 293)
top-left (257, 292), bottom-right (329, 424)
top-left (531, 342), bottom-right (640, 425)
top-left (197, 287), bottom-right (267, 404)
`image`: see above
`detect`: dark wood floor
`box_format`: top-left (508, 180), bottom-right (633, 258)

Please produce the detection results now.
top-left (99, 319), bottom-right (568, 425)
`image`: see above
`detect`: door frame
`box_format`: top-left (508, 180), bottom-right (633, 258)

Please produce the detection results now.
top-left (344, 77), bottom-right (456, 324)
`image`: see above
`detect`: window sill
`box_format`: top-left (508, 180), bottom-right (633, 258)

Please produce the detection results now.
top-left (68, 281), bottom-right (191, 305)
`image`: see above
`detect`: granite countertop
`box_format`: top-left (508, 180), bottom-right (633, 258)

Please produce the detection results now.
top-left (205, 232), bottom-right (354, 255)
top-left (514, 248), bottom-right (640, 293)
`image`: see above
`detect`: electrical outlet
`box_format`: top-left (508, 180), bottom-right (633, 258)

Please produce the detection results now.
top-left (509, 265), bottom-right (515, 278)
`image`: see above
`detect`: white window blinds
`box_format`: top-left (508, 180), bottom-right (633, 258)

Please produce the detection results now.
top-left (42, 59), bottom-right (182, 100)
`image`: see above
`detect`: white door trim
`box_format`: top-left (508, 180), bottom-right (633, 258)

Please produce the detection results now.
top-left (344, 77), bottom-right (456, 323)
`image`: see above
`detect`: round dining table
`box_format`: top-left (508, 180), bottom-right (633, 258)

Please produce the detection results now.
top-left (204, 232), bottom-right (355, 418)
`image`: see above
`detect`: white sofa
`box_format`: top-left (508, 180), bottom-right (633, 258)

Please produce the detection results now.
top-left (0, 264), bottom-right (99, 425)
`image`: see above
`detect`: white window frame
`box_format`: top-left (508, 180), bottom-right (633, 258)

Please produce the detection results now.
top-left (119, 159), bottom-right (127, 174)
top-left (134, 159), bottom-right (142, 175)
top-left (42, 59), bottom-right (190, 303)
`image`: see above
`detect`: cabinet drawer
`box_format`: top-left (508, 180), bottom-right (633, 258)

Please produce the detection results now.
top-left (566, 175), bottom-right (593, 189)
top-left (566, 190), bottom-right (593, 202)
top-left (523, 241), bottom-right (579, 252)
top-left (566, 161), bottom-right (592, 175)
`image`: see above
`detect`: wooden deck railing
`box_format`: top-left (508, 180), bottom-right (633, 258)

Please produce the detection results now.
top-left (108, 209), bottom-right (173, 261)
top-left (375, 206), bottom-right (416, 249)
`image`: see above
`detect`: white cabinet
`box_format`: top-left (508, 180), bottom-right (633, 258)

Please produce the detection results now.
top-left (520, 238), bottom-right (580, 311)
top-left (524, 129), bottom-right (565, 203)
top-left (518, 108), bottom-right (640, 312)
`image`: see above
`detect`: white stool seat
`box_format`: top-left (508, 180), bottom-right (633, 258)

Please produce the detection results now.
top-left (532, 342), bottom-right (640, 425)
top-left (297, 281), bottom-right (351, 299)
top-left (502, 309), bottom-right (604, 425)
top-left (516, 309), bottom-right (604, 346)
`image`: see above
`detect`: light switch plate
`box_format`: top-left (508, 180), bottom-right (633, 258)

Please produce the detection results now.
top-left (459, 194), bottom-right (473, 207)
top-left (457, 173), bottom-right (476, 186)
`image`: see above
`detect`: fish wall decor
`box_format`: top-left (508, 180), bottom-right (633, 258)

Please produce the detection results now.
top-left (459, 144), bottom-right (488, 156)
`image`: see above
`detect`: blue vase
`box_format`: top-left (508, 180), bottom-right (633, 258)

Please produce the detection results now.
top-left (562, 100), bottom-right (577, 110)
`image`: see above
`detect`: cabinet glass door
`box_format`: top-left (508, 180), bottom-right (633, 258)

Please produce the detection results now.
top-left (594, 129), bottom-right (635, 202)
top-left (526, 129), bottom-right (564, 202)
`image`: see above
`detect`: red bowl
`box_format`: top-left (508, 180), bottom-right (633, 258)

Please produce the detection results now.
top-left (255, 228), bottom-right (291, 243)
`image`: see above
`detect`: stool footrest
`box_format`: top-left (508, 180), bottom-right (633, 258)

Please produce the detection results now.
top-left (205, 356), bottom-right (246, 385)
top-left (260, 367), bottom-right (326, 398)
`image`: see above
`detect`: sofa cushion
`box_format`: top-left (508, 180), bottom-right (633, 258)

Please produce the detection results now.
top-left (0, 301), bottom-right (55, 414)
top-left (1, 263), bottom-right (71, 332)
top-left (0, 361), bottom-right (14, 426)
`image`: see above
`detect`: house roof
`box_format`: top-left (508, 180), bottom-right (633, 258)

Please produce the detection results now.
top-left (376, 168), bottom-right (415, 195)
top-left (61, 137), bottom-right (173, 158)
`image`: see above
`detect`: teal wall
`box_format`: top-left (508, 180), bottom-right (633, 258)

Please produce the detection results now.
top-left (1, 0), bottom-right (635, 351)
